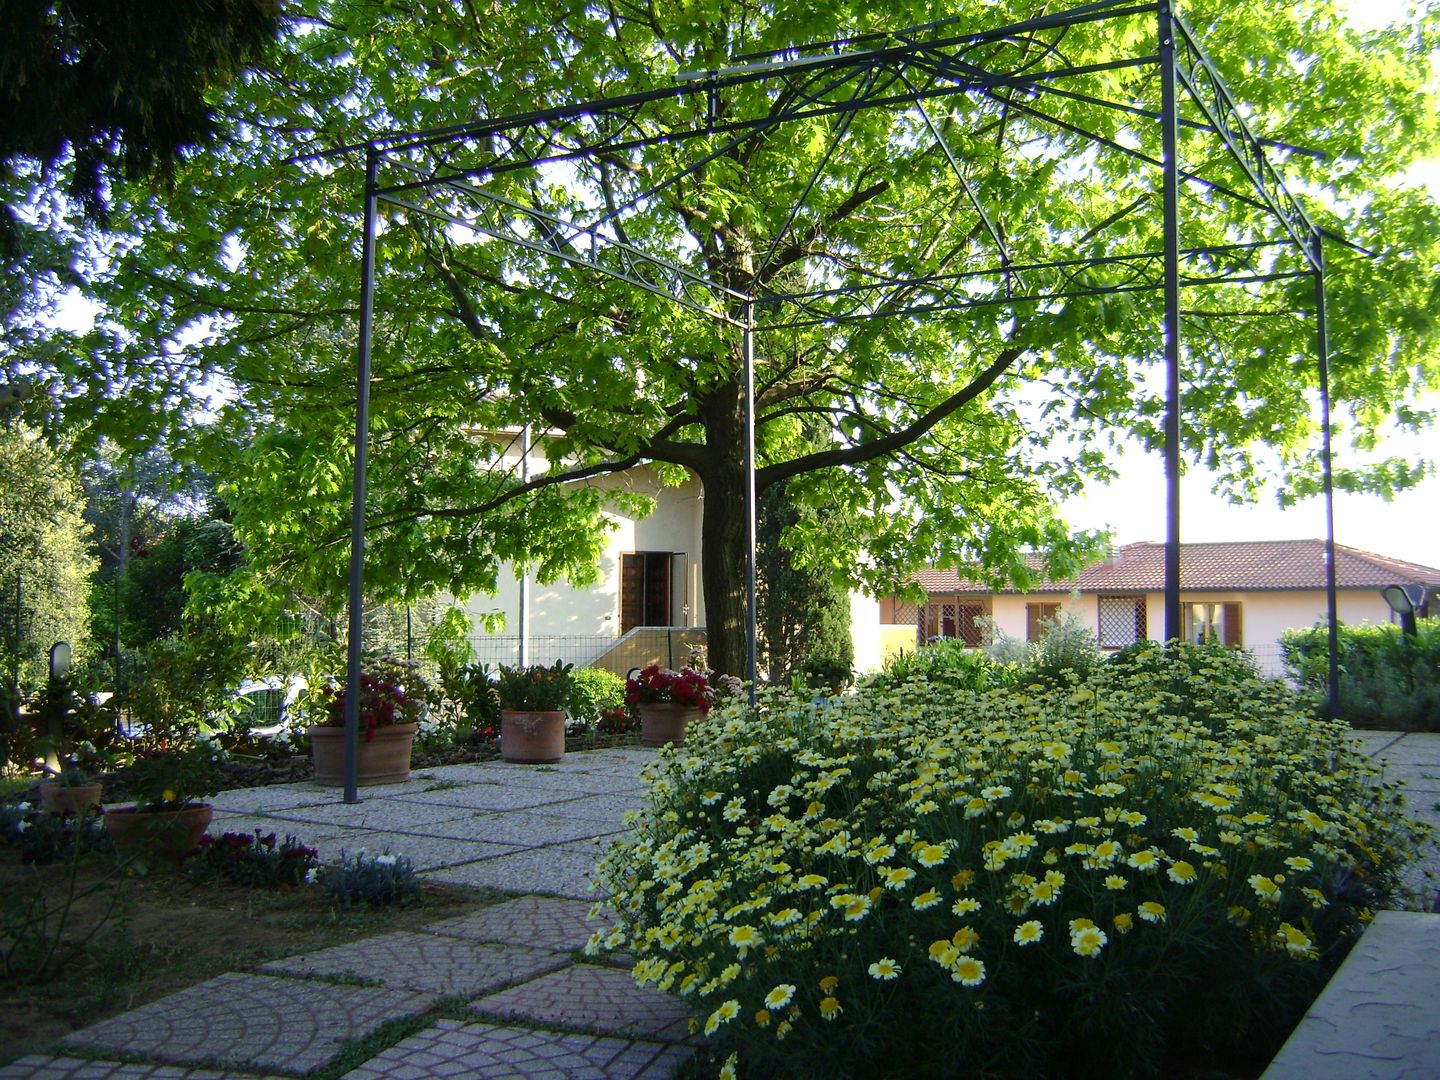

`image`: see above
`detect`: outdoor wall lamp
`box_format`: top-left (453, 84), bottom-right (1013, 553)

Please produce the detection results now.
top-left (1381, 583), bottom-right (1425, 637)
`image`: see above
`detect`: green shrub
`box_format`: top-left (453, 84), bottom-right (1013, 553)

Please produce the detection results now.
top-left (569, 667), bottom-right (627, 723)
top-left (321, 850), bottom-right (421, 908)
top-left (863, 638), bottom-right (1018, 694)
top-left (1021, 611), bottom-right (1102, 687)
top-left (594, 644), bottom-right (1432, 1080)
top-left (1282, 621), bottom-right (1440, 730)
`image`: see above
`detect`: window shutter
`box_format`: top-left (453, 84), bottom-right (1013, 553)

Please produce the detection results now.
top-left (1222, 602), bottom-right (1242, 648)
top-left (620, 554), bottom-right (642, 633)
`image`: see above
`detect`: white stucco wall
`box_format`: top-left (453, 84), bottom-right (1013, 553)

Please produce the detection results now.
top-left (458, 462), bottom-right (705, 651)
top-left (879, 588), bottom-right (1400, 679)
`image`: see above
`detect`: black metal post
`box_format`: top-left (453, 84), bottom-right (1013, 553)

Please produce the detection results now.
top-left (344, 145), bottom-right (380, 804)
top-left (1313, 235), bottom-right (1341, 714)
top-left (1158, 0), bottom-right (1183, 644)
top-left (743, 301), bottom-right (758, 702)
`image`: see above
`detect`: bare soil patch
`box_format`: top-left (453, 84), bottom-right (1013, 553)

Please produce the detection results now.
top-left (0, 841), bottom-right (497, 1066)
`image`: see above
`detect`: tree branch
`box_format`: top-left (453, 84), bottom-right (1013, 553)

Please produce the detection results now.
top-left (756, 345), bottom-right (1025, 489)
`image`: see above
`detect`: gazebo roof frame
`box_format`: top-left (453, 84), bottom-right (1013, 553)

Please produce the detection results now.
top-left (337, 0), bottom-right (1348, 797)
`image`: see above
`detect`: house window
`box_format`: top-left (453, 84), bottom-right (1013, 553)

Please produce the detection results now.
top-left (922, 599), bottom-right (988, 646)
top-left (621, 552), bottom-right (684, 633)
top-left (1026, 602), bottom-right (1061, 642)
top-left (1183, 602), bottom-right (1242, 647)
top-left (1097, 595), bottom-right (1147, 649)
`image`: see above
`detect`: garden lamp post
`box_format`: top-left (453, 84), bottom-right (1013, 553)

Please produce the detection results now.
top-left (1381, 584), bottom-right (1424, 638)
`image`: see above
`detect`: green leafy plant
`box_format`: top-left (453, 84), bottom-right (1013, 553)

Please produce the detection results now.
top-left (1282, 621), bottom-right (1440, 730)
top-left (189, 829), bottom-right (319, 887)
top-left (435, 661), bottom-right (502, 738)
top-left (595, 643), bottom-right (1432, 1079)
top-left (320, 850), bottom-right (421, 908)
top-left (118, 737), bottom-right (225, 810)
top-left (568, 667), bottom-right (627, 723)
top-left (495, 660), bottom-right (574, 712)
top-left (863, 638), bottom-right (1018, 694)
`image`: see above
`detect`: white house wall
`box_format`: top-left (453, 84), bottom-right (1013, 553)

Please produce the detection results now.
top-left (458, 467), bottom-right (706, 659)
top-left (879, 588), bottom-right (1401, 679)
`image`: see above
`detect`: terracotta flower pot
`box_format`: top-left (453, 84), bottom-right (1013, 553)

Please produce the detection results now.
top-left (638, 702), bottom-right (703, 748)
top-left (307, 722), bottom-right (417, 787)
top-left (38, 781), bottom-right (103, 817)
top-left (103, 804), bottom-right (213, 862)
top-left (501, 709), bottom-right (566, 764)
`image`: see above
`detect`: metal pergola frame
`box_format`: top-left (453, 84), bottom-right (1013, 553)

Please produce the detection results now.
top-left (338, 0), bottom-right (1347, 800)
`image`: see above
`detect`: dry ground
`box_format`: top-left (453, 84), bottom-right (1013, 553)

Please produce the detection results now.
top-left (0, 840), bottom-right (495, 1066)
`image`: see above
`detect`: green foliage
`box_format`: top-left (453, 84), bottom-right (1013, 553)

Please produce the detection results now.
top-left (10, 0), bottom-right (1439, 682)
top-left (495, 660), bottom-right (574, 712)
top-left (0, 427), bottom-right (96, 695)
top-left (321, 850), bottom-right (421, 909)
top-left (1282, 622), bottom-right (1440, 730)
top-left (758, 478), bottom-right (855, 689)
top-left (190, 830), bottom-right (320, 888)
top-left (864, 638), bottom-right (1019, 694)
top-left (0, 0), bottom-right (281, 219)
top-left (119, 634), bottom-right (248, 743)
top-left (431, 661), bottom-right (501, 741)
top-left (1021, 612), bottom-right (1104, 688)
top-left (595, 644), bottom-right (1431, 1079)
top-left (119, 737), bottom-right (225, 811)
top-left (568, 667), bottom-right (627, 723)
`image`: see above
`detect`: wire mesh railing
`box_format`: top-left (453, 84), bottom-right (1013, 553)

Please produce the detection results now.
top-left (464, 627), bottom-right (708, 676)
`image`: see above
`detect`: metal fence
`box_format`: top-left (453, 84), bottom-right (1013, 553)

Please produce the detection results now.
top-left (465, 627), bottom-right (708, 676)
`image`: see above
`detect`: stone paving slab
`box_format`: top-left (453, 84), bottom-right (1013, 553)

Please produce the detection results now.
top-left (259, 799), bottom-right (484, 831)
top-left (423, 845), bottom-right (603, 898)
top-left (0, 1060), bottom-right (288, 1080)
top-left (499, 772), bottom-right (649, 796)
top-left (259, 931), bottom-right (569, 997)
top-left (422, 895), bottom-right (609, 953)
top-left (208, 784), bottom-right (340, 813)
top-left (299, 830), bottom-right (515, 872)
top-left (338, 1018), bottom-right (690, 1080)
top-left (389, 785), bottom-right (581, 811)
top-left (1374, 738), bottom-right (1440, 766)
top-left (445, 810), bottom-right (629, 847)
top-left (1385, 764), bottom-right (1440, 793)
top-left (1348, 731), bottom-right (1406, 756)
top-left (1262, 910), bottom-right (1440, 1080)
top-left (57, 973), bottom-right (435, 1076)
top-left (471, 963), bottom-right (696, 1044)
top-left (544, 795), bottom-right (646, 825)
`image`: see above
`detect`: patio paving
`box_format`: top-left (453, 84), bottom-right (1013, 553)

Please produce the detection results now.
top-left (11, 735), bottom-right (1437, 1080)
top-left (339, 1019), bottom-right (690, 1080)
top-left (258, 932), bottom-right (570, 997)
top-left (471, 963), bottom-right (696, 1044)
top-left (56, 973), bottom-right (436, 1075)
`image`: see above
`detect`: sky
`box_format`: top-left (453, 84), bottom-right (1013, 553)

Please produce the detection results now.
top-left (1057, 0), bottom-right (1440, 571)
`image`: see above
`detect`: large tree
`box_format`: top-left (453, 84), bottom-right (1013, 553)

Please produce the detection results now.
top-left (10, 0), bottom-right (1440, 677)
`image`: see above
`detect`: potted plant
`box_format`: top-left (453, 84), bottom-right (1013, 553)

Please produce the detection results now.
top-left (103, 737), bottom-right (224, 862)
top-left (625, 664), bottom-right (714, 747)
top-left (496, 660), bottom-right (573, 764)
top-left (307, 659), bottom-right (426, 786)
top-left (38, 755), bottom-right (105, 817)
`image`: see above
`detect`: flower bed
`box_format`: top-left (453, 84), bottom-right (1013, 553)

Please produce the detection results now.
top-left (594, 644), bottom-right (1432, 1079)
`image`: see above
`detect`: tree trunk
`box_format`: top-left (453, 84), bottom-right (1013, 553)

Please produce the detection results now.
top-left (697, 384), bottom-right (750, 682)
top-left (700, 463), bottom-right (749, 681)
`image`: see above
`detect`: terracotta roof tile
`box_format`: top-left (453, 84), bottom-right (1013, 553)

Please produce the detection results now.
top-left (916, 540), bottom-right (1440, 594)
